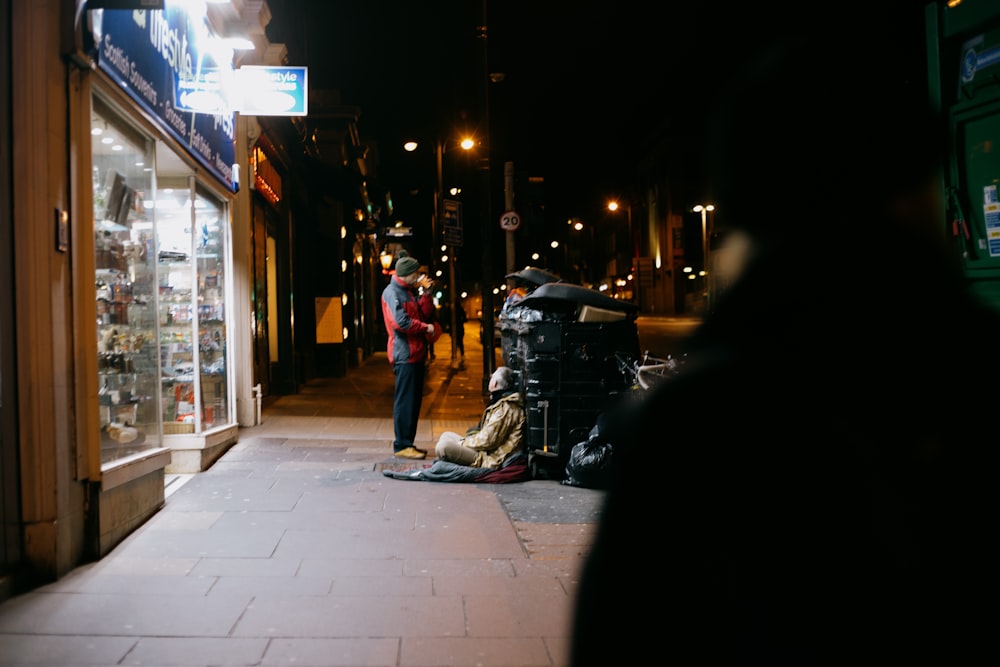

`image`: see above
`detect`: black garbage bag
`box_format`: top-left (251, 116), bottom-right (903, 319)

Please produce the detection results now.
top-left (562, 418), bottom-right (614, 489)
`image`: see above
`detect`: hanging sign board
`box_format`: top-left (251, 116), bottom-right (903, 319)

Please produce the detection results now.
top-left (91, 3), bottom-right (236, 188)
top-left (443, 199), bottom-right (463, 247)
top-left (235, 66), bottom-right (309, 116)
top-left (87, 1), bottom-right (164, 8)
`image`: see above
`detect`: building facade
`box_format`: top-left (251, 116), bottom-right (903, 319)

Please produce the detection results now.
top-left (0, 0), bottom-right (381, 600)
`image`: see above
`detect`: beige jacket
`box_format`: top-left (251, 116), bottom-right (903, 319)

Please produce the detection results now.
top-left (463, 392), bottom-right (526, 469)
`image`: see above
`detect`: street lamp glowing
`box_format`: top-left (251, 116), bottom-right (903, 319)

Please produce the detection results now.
top-left (379, 250), bottom-right (394, 273)
top-left (693, 204), bottom-right (715, 264)
top-left (693, 203), bottom-right (716, 311)
top-left (607, 198), bottom-right (637, 304)
top-left (693, 203), bottom-right (715, 269)
top-left (407, 134), bottom-right (477, 369)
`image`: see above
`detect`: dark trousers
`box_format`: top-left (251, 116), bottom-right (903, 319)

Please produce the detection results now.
top-left (392, 361), bottom-right (425, 451)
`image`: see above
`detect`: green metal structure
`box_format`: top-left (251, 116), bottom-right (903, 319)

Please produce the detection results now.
top-left (927, 0), bottom-right (1000, 309)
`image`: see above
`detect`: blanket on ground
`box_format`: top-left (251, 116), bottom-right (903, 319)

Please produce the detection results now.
top-left (383, 451), bottom-right (530, 483)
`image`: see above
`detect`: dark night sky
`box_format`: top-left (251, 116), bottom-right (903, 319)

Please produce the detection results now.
top-left (266, 2), bottom-right (729, 212)
top-left (265, 1), bottom-right (932, 263)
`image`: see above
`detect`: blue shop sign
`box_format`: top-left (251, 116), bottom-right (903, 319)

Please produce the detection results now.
top-left (92, 4), bottom-right (236, 189)
top-left (236, 66), bottom-right (309, 116)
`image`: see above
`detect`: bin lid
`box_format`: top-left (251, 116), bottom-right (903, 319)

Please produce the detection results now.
top-left (517, 282), bottom-right (638, 315)
top-left (505, 267), bottom-right (561, 288)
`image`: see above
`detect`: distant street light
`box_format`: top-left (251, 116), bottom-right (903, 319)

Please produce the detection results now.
top-left (607, 198), bottom-right (636, 302)
top-left (693, 204), bottom-right (715, 270)
top-left (693, 203), bottom-right (715, 311)
top-left (379, 249), bottom-right (394, 273)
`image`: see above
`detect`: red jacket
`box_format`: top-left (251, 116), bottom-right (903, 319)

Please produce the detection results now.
top-left (381, 275), bottom-right (434, 365)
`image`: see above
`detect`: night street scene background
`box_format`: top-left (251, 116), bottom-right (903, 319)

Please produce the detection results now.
top-left (262, 1), bottom-right (930, 304)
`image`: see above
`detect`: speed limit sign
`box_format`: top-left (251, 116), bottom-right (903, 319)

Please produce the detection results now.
top-left (499, 210), bottom-right (521, 232)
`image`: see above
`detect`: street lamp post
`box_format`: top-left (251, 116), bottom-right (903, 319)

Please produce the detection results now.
top-left (693, 203), bottom-right (715, 311)
top-left (440, 137), bottom-right (474, 370)
top-left (478, 0), bottom-right (496, 395)
top-left (406, 136), bottom-right (474, 369)
top-left (607, 199), bottom-right (636, 301)
top-left (434, 140), bottom-right (453, 367)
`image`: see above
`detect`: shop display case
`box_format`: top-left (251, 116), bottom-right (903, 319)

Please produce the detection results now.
top-left (156, 182), bottom-right (229, 435)
top-left (92, 101), bottom-right (232, 466)
top-left (93, 147), bottom-right (160, 463)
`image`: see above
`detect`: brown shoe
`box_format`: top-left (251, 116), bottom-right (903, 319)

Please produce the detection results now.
top-left (394, 446), bottom-right (426, 460)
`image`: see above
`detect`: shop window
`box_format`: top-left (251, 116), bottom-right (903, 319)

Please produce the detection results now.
top-left (93, 95), bottom-right (233, 462)
top-left (92, 98), bottom-right (160, 462)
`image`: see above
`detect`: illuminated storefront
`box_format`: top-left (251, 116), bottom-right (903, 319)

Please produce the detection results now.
top-left (88, 2), bottom-right (239, 482)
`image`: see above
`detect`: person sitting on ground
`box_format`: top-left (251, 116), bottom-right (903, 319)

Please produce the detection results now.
top-left (435, 366), bottom-right (525, 468)
top-left (382, 366), bottom-right (529, 484)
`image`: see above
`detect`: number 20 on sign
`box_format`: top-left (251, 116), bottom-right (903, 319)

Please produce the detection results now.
top-left (500, 210), bottom-right (521, 231)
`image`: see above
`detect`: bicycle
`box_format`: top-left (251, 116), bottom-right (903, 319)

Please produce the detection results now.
top-left (615, 350), bottom-right (686, 392)
top-left (636, 351), bottom-right (684, 390)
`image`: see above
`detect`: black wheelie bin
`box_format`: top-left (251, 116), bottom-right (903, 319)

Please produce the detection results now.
top-left (497, 282), bottom-right (640, 477)
top-left (498, 267), bottom-right (561, 365)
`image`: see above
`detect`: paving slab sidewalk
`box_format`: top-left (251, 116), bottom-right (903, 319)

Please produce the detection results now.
top-left (0, 326), bottom-right (605, 667)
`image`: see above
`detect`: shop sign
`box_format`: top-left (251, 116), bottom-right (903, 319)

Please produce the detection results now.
top-left (87, 1), bottom-right (164, 8)
top-left (91, 3), bottom-right (236, 189)
top-left (251, 145), bottom-right (282, 206)
top-left (236, 66), bottom-right (309, 116)
top-left (443, 199), bottom-right (462, 247)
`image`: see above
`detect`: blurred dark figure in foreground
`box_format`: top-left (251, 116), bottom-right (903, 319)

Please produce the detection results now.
top-left (571, 27), bottom-right (999, 667)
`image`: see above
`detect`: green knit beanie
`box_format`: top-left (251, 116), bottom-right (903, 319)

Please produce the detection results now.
top-left (395, 256), bottom-right (420, 277)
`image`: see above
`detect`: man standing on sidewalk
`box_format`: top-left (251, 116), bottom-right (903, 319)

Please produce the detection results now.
top-left (381, 252), bottom-right (436, 459)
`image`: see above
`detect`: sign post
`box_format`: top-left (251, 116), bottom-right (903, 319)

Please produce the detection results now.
top-left (502, 161), bottom-right (518, 273)
top-left (443, 199), bottom-right (463, 368)
top-left (500, 209), bottom-right (520, 275)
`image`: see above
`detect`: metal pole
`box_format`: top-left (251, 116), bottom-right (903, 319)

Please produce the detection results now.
top-left (478, 0), bottom-right (495, 395)
top-left (628, 203), bottom-right (635, 261)
top-left (505, 161), bottom-right (515, 274)
top-left (701, 208), bottom-right (708, 272)
top-left (435, 140), bottom-right (443, 278)
top-left (448, 247), bottom-right (459, 369)
top-left (436, 140), bottom-right (459, 367)
top-left (701, 207), bottom-right (710, 313)
top-left (627, 202), bottom-right (636, 303)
